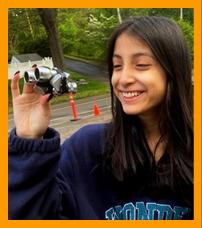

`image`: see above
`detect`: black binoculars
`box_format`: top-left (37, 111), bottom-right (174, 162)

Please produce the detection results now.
top-left (24, 66), bottom-right (77, 96)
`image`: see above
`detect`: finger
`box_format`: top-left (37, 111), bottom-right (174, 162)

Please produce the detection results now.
top-left (11, 72), bottom-right (20, 98)
top-left (32, 64), bottom-right (37, 68)
top-left (40, 94), bottom-right (52, 105)
top-left (48, 94), bottom-right (54, 101)
top-left (22, 82), bottom-right (35, 94)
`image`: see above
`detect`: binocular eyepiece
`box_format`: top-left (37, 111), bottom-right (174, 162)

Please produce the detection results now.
top-left (24, 66), bottom-right (77, 96)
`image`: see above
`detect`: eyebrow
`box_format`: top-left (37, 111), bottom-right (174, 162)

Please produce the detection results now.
top-left (113, 52), bottom-right (155, 59)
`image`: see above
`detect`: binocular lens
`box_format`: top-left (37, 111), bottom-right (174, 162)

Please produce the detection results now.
top-left (24, 70), bottom-right (37, 83)
top-left (24, 71), bottom-right (29, 83)
top-left (34, 68), bottom-right (40, 80)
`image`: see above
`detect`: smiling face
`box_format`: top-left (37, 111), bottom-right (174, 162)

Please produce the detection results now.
top-left (111, 33), bottom-right (167, 120)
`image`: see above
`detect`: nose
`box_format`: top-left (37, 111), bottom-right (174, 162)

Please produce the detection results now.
top-left (119, 66), bottom-right (136, 85)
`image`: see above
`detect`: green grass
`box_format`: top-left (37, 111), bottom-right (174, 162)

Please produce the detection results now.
top-left (8, 69), bottom-right (110, 113)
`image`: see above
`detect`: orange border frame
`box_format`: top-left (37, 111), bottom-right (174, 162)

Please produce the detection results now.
top-left (0, 1), bottom-right (201, 228)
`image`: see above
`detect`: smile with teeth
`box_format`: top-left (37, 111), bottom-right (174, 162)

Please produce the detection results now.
top-left (121, 91), bottom-right (143, 98)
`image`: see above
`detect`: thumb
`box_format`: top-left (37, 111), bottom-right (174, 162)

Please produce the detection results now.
top-left (40, 94), bottom-right (52, 105)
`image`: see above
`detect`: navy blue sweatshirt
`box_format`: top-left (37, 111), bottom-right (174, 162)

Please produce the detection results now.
top-left (8, 124), bottom-right (192, 220)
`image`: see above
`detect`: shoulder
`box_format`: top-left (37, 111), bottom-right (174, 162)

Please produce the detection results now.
top-left (72, 123), bottom-right (108, 140)
top-left (60, 123), bottom-right (109, 176)
top-left (62, 123), bottom-right (108, 150)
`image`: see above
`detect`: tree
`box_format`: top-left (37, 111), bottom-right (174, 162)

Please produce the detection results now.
top-left (116, 8), bottom-right (122, 24)
top-left (176, 19), bottom-right (193, 62)
top-left (8, 8), bottom-right (49, 61)
top-left (9, 8), bottom-right (193, 63)
top-left (38, 8), bottom-right (64, 70)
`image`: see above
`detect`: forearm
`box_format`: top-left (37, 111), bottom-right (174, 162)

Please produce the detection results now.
top-left (8, 127), bottom-right (61, 219)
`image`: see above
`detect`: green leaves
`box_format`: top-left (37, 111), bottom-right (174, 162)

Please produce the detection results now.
top-left (9, 8), bottom-right (193, 64)
top-left (177, 19), bottom-right (193, 62)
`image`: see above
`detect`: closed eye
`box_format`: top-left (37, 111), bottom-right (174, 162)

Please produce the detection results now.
top-left (136, 64), bottom-right (151, 70)
top-left (113, 65), bottom-right (122, 70)
top-left (136, 64), bottom-right (151, 67)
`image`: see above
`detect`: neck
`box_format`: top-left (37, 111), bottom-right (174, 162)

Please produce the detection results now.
top-left (138, 111), bottom-right (165, 161)
top-left (138, 110), bottom-right (160, 139)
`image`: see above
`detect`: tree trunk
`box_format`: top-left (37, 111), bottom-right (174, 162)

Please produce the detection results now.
top-left (116, 8), bottom-right (122, 24)
top-left (25, 9), bottom-right (34, 40)
top-left (180, 8), bottom-right (183, 20)
top-left (38, 8), bottom-right (64, 70)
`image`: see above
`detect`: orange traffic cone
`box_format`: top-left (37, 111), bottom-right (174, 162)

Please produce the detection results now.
top-left (70, 99), bottom-right (78, 121)
top-left (68, 93), bottom-right (78, 121)
top-left (93, 103), bottom-right (101, 116)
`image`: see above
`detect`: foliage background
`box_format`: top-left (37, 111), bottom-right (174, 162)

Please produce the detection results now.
top-left (8, 8), bottom-right (194, 63)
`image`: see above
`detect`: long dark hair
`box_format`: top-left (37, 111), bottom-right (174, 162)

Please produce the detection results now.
top-left (104, 16), bottom-right (193, 206)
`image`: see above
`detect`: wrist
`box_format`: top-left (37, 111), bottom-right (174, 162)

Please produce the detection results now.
top-left (16, 129), bottom-right (44, 139)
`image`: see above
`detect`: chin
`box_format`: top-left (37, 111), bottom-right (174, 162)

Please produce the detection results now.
top-left (122, 106), bottom-right (140, 115)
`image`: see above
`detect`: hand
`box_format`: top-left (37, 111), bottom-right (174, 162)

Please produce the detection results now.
top-left (11, 72), bottom-right (52, 139)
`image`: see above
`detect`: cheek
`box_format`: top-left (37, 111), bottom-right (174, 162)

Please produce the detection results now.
top-left (157, 73), bottom-right (167, 95)
top-left (111, 74), bottom-right (117, 88)
top-left (148, 68), bottom-right (167, 90)
top-left (111, 75), bottom-right (120, 98)
top-left (149, 75), bottom-right (167, 101)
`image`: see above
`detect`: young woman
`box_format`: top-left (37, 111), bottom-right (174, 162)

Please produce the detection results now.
top-left (9, 16), bottom-right (193, 220)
